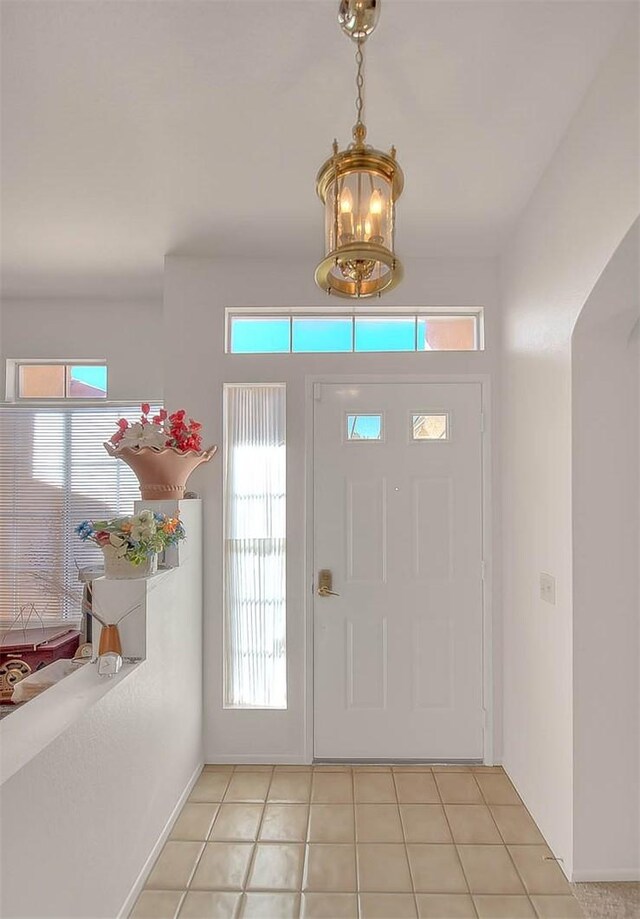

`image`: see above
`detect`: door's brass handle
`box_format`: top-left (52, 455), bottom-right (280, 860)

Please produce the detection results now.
top-left (317, 586), bottom-right (340, 597)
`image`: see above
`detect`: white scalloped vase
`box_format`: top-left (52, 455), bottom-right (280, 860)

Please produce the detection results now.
top-left (102, 545), bottom-right (158, 580)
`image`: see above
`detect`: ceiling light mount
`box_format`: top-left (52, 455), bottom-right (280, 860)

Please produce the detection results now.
top-left (338, 0), bottom-right (380, 43)
top-left (315, 0), bottom-right (403, 298)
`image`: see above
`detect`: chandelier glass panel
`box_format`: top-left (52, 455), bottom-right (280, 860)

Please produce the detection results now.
top-left (315, 0), bottom-right (404, 299)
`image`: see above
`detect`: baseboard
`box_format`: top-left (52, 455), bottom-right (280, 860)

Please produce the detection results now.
top-left (203, 754), bottom-right (501, 765)
top-left (572, 868), bottom-right (640, 882)
top-left (118, 761), bottom-right (204, 919)
top-left (204, 753), bottom-right (310, 764)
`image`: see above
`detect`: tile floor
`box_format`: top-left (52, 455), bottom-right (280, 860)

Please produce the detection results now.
top-left (130, 765), bottom-right (585, 919)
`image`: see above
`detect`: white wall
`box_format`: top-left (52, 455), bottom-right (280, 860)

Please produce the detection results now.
top-left (500, 19), bottom-right (639, 878)
top-left (163, 254), bottom-right (502, 763)
top-left (0, 501), bottom-right (203, 919)
top-left (572, 220), bottom-right (639, 880)
top-left (0, 299), bottom-right (164, 401)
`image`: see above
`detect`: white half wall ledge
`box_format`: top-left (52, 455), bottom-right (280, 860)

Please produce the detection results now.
top-left (0, 659), bottom-right (141, 786)
top-left (0, 500), bottom-right (204, 919)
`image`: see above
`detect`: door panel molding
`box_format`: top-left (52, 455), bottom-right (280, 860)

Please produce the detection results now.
top-left (304, 374), bottom-right (494, 764)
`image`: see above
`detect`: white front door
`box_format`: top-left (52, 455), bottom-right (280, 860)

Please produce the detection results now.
top-left (313, 382), bottom-right (485, 760)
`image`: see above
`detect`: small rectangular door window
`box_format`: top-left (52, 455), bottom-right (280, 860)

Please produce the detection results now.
top-left (412, 413), bottom-right (449, 441)
top-left (346, 414), bottom-right (383, 441)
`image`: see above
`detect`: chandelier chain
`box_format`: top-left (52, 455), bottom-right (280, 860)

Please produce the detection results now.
top-left (354, 38), bottom-right (365, 132)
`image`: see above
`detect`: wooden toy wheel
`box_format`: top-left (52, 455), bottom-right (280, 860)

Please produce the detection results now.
top-left (0, 658), bottom-right (32, 688)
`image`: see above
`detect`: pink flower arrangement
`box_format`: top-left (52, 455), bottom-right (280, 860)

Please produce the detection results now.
top-left (110, 403), bottom-right (204, 453)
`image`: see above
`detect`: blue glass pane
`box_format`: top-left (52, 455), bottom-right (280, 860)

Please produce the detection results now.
top-left (354, 318), bottom-right (416, 352)
top-left (231, 318), bottom-right (291, 353)
top-left (346, 414), bottom-right (382, 440)
top-left (292, 318), bottom-right (353, 353)
top-left (69, 365), bottom-right (107, 397)
top-left (417, 319), bottom-right (430, 351)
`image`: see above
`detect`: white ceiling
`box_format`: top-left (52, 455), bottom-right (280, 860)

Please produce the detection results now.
top-left (1, 0), bottom-right (633, 299)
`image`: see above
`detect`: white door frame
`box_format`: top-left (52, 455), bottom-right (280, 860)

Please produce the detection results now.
top-left (303, 373), bottom-right (494, 765)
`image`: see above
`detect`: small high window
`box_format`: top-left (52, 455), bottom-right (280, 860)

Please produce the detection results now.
top-left (10, 362), bottom-right (108, 400)
top-left (226, 310), bottom-right (482, 354)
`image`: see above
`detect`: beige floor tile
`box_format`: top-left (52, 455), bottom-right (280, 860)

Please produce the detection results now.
top-left (190, 773), bottom-right (232, 804)
top-left (475, 774), bottom-right (521, 805)
top-left (489, 806), bottom-right (546, 844)
top-left (146, 842), bottom-right (205, 890)
top-left (353, 764), bottom-right (392, 772)
top-left (355, 804), bottom-right (404, 842)
top-left (203, 765), bottom-right (235, 774)
top-left (415, 894), bottom-right (476, 918)
top-left (530, 895), bottom-right (585, 918)
top-left (170, 804), bottom-right (219, 841)
top-left (312, 764), bottom-right (352, 772)
top-left (431, 765), bottom-right (473, 773)
top-left (394, 772), bottom-right (440, 804)
top-left (247, 843), bottom-right (305, 891)
top-left (300, 893), bottom-right (358, 918)
top-left (406, 844), bottom-right (468, 894)
top-left (240, 892), bottom-right (300, 918)
top-left (507, 846), bottom-right (571, 895)
top-left (456, 845), bottom-right (524, 895)
top-left (359, 892), bottom-right (417, 918)
top-left (303, 843), bottom-right (357, 891)
top-left (178, 891), bottom-right (242, 918)
top-left (472, 766), bottom-right (504, 773)
top-left (259, 804), bottom-right (309, 842)
top-left (268, 772), bottom-right (312, 803)
top-left (357, 843), bottom-right (413, 892)
top-left (393, 765), bottom-right (433, 772)
top-left (473, 894), bottom-right (536, 918)
top-left (434, 773), bottom-right (483, 804)
top-left (274, 765), bottom-right (313, 772)
top-left (307, 804), bottom-right (355, 843)
top-left (190, 842), bottom-right (254, 890)
top-left (444, 805), bottom-right (502, 844)
top-left (224, 774), bottom-right (272, 803)
top-left (400, 804), bottom-right (452, 843)
top-left (130, 890), bottom-right (185, 919)
top-left (311, 772), bottom-right (353, 803)
top-left (354, 772), bottom-right (397, 803)
top-left (209, 804), bottom-right (263, 842)
top-left (234, 765), bottom-right (274, 772)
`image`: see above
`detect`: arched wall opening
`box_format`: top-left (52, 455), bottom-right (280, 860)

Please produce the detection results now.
top-left (571, 218), bottom-right (640, 879)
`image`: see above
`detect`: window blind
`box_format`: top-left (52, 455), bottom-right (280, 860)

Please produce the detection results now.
top-left (0, 404), bottom-right (160, 626)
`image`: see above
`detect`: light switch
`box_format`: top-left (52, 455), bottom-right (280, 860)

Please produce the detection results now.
top-left (540, 572), bottom-right (556, 605)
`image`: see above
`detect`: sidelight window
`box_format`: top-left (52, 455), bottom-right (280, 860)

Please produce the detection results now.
top-left (223, 384), bottom-right (287, 709)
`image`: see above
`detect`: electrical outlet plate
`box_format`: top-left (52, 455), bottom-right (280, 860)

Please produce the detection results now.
top-left (540, 572), bottom-right (556, 605)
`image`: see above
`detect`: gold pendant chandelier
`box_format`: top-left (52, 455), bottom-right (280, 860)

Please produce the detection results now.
top-left (315, 0), bottom-right (404, 299)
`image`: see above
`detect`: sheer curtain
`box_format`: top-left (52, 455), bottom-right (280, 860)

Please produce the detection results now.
top-left (223, 385), bottom-right (287, 708)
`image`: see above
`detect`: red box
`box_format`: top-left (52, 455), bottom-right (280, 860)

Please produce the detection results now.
top-left (0, 628), bottom-right (81, 702)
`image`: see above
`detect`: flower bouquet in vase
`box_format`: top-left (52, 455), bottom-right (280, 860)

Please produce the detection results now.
top-left (75, 510), bottom-right (186, 580)
top-left (104, 404), bottom-right (216, 499)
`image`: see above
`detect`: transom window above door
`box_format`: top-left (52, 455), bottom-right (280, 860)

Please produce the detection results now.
top-left (226, 310), bottom-right (483, 354)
